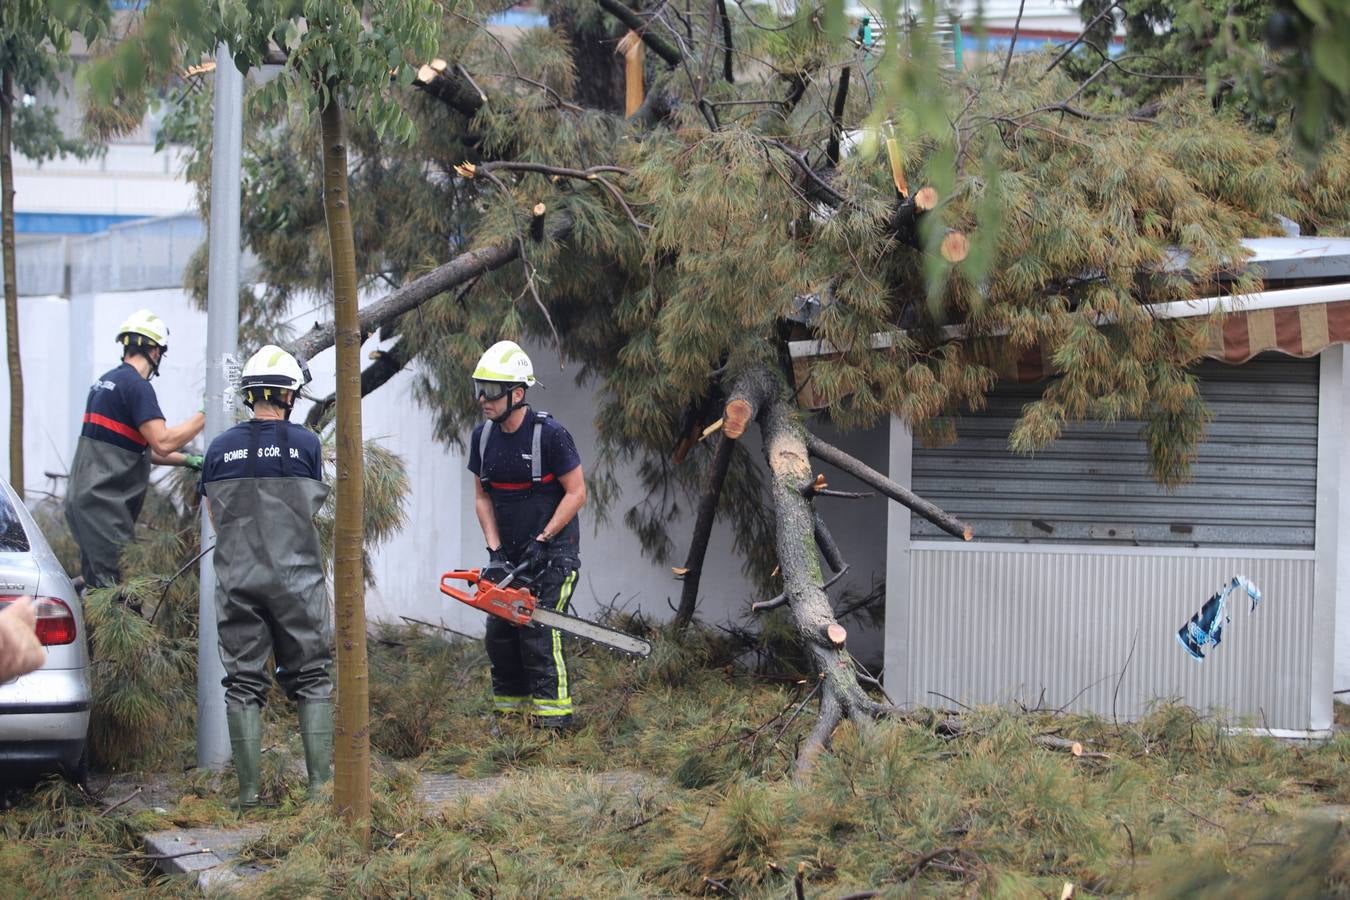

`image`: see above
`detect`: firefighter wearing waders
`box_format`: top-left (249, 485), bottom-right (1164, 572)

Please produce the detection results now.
top-left (469, 341), bottom-right (587, 729)
top-left (200, 346), bottom-right (332, 808)
top-left (65, 310), bottom-right (205, 592)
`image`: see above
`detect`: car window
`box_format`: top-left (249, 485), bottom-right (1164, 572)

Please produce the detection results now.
top-left (0, 493), bottom-right (30, 553)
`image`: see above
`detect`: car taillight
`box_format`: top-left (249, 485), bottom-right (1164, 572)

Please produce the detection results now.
top-left (0, 596), bottom-right (76, 646)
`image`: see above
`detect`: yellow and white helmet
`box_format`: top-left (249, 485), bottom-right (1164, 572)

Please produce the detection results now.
top-left (115, 309), bottom-right (169, 351)
top-left (472, 340), bottom-right (536, 388)
top-left (240, 344), bottom-right (311, 409)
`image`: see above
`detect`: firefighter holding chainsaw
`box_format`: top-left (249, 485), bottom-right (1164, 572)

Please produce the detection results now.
top-left (469, 340), bottom-right (586, 729)
top-left (66, 309), bottom-right (206, 591)
top-left (200, 345), bottom-right (332, 807)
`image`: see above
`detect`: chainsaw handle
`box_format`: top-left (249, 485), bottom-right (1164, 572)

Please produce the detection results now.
top-left (439, 569), bottom-right (481, 605)
top-left (439, 567), bottom-right (537, 626)
top-left (495, 559), bottom-right (534, 590)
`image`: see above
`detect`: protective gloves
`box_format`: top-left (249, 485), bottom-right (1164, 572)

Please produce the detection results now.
top-left (480, 546), bottom-right (512, 585)
top-left (516, 537), bottom-right (549, 580)
top-left (183, 453), bottom-right (205, 471)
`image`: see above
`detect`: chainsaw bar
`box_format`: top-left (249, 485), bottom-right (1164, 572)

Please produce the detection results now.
top-left (531, 606), bottom-right (652, 657)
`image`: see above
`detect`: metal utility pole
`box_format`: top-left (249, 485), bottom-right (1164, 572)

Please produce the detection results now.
top-left (197, 45), bottom-right (243, 769)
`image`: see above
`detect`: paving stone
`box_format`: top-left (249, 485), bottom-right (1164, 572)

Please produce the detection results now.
top-left (416, 773), bottom-right (510, 805)
top-left (142, 823), bottom-right (266, 887)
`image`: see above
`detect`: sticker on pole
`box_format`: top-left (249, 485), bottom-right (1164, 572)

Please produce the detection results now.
top-left (221, 353), bottom-right (242, 414)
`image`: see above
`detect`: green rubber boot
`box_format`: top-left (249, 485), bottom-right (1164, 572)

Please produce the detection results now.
top-left (226, 705), bottom-right (262, 810)
top-left (297, 700), bottom-right (333, 800)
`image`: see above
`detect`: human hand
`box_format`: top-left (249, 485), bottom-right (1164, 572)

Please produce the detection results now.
top-left (516, 538), bottom-right (548, 579)
top-left (183, 453), bottom-right (204, 471)
top-left (481, 546), bottom-right (511, 585)
top-left (0, 597), bottom-right (45, 682)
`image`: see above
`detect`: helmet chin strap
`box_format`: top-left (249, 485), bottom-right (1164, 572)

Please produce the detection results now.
top-left (490, 388), bottom-right (527, 424)
top-left (245, 389), bottom-right (296, 418)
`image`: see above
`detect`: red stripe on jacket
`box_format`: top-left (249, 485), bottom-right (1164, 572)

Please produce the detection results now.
top-left (488, 472), bottom-right (557, 491)
top-left (83, 412), bottom-right (148, 446)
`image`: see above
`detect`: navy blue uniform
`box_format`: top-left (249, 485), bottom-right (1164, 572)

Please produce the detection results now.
top-left (468, 408), bottom-right (582, 723)
top-left (468, 412), bottom-right (581, 554)
top-left (200, 420), bottom-right (323, 492)
top-left (80, 362), bottom-right (164, 453)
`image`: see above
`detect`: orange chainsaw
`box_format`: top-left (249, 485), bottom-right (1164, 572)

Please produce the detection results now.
top-left (439, 563), bottom-right (652, 657)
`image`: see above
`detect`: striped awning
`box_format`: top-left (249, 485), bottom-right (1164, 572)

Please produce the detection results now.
top-left (997, 297), bottom-right (1350, 384)
top-left (789, 284), bottom-right (1350, 409)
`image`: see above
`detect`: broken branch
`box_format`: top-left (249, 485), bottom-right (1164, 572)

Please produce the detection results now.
top-left (596, 0), bottom-right (683, 67)
top-left (530, 203), bottom-right (547, 242)
top-left (723, 368), bottom-right (777, 439)
top-left (804, 433), bottom-right (972, 540)
top-left (304, 342), bottom-right (410, 430)
top-left (825, 67), bottom-right (851, 166)
top-left (291, 213), bottom-right (574, 363)
top-left (673, 434), bottom-right (736, 629)
top-left (413, 59), bottom-right (485, 118)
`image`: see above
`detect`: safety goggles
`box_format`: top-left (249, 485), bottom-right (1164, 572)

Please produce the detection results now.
top-left (473, 380), bottom-right (514, 401)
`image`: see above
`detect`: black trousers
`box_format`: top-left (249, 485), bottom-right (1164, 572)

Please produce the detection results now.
top-left (485, 565), bottom-right (578, 718)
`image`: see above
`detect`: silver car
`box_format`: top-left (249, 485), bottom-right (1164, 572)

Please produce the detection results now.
top-left (0, 478), bottom-right (90, 782)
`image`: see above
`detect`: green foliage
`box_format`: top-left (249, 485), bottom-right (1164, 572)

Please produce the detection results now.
top-left (146, 0), bottom-right (1350, 566)
top-left (1, 2), bottom-right (108, 161)
top-left (86, 0), bottom-right (440, 142)
top-left (1075, 0), bottom-right (1350, 150)
top-left (84, 586), bottom-right (197, 771)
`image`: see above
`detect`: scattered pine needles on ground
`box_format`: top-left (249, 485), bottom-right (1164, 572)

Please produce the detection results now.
top-left (2, 618), bottom-right (1348, 896)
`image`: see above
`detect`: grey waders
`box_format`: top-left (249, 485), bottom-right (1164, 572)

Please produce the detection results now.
top-left (206, 422), bottom-right (335, 806)
top-left (64, 437), bottom-right (151, 589)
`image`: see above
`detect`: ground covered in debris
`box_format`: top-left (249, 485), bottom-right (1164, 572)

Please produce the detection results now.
top-left (1, 623), bottom-right (1348, 897)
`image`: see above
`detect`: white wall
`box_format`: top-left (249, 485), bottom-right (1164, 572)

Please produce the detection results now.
top-left (0, 294), bottom-right (72, 500)
top-left (14, 144), bottom-right (197, 220)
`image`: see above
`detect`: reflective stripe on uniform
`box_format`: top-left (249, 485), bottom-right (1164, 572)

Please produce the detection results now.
top-left (532, 697), bottom-right (573, 715)
top-left (549, 570), bottom-right (577, 702)
top-left (531, 421), bottom-right (543, 483)
top-left (493, 694), bottom-right (529, 712)
top-left (83, 412), bottom-right (148, 446)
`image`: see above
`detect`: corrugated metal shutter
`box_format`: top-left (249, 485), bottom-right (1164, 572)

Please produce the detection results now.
top-left (911, 357), bottom-right (1319, 549)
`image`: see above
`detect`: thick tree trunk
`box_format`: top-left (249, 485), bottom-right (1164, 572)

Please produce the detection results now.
top-left (747, 371), bottom-right (878, 776)
top-left (319, 95), bottom-right (370, 843)
top-left (672, 433), bottom-right (735, 629)
top-left (1, 70), bottom-right (23, 499)
top-left (762, 399), bottom-right (875, 773)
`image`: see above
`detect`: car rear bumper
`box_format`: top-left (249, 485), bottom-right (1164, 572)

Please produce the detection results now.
top-left (0, 738), bottom-right (84, 769)
top-left (0, 667), bottom-right (91, 743)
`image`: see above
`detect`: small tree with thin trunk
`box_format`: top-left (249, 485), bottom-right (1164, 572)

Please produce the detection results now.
top-left (0, 2), bottom-right (106, 498)
top-left (88, 0), bottom-right (438, 840)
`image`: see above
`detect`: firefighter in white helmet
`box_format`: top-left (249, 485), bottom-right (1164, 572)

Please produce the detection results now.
top-left (65, 309), bottom-right (206, 591)
top-left (470, 340), bottom-right (587, 729)
top-left (199, 345), bottom-right (332, 808)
